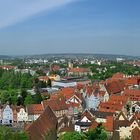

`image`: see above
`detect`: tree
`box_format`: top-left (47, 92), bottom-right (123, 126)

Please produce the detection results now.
top-left (33, 93), bottom-right (43, 104)
top-left (0, 126), bottom-right (13, 140)
top-left (84, 123), bottom-right (108, 140)
top-left (59, 132), bottom-right (84, 140)
top-left (0, 126), bottom-right (30, 140)
top-left (24, 94), bottom-right (34, 105)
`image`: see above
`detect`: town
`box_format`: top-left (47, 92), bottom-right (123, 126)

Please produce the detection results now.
top-left (0, 54), bottom-right (139, 140)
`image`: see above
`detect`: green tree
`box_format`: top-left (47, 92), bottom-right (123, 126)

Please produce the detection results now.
top-left (24, 94), bottom-right (34, 105)
top-left (0, 126), bottom-right (30, 140)
top-left (84, 124), bottom-right (108, 140)
top-left (0, 126), bottom-right (13, 140)
top-left (33, 93), bottom-right (43, 104)
top-left (59, 132), bottom-right (84, 140)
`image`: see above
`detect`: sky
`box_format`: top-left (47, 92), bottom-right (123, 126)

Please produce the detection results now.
top-left (0, 0), bottom-right (140, 56)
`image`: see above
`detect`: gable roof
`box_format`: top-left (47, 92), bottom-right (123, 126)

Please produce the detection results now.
top-left (116, 111), bottom-right (127, 121)
top-left (42, 98), bottom-right (68, 111)
top-left (104, 79), bottom-right (125, 94)
top-left (81, 109), bottom-right (94, 121)
top-left (27, 106), bottom-right (58, 140)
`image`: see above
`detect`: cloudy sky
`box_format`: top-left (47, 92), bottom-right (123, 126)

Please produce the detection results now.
top-left (0, 0), bottom-right (139, 56)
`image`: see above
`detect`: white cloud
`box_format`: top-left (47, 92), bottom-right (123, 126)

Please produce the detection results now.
top-left (0, 0), bottom-right (75, 29)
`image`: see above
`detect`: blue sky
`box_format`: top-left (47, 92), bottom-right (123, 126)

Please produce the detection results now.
top-left (0, 0), bottom-right (139, 56)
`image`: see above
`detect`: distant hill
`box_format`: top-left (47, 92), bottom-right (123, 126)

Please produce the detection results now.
top-left (19, 53), bottom-right (140, 60)
top-left (0, 53), bottom-right (139, 60)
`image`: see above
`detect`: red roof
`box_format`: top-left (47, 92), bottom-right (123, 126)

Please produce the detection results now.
top-left (124, 89), bottom-right (140, 101)
top-left (27, 106), bottom-right (57, 140)
top-left (68, 68), bottom-right (90, 73)
top-left (0, 65), bottom-right (16, 69)
top-left (112, 72), bottom-right (126, 79)
top-left (99, 102), bottom-right (123, 113)
top-left (109, 95), bottom-right (128, 105)
top-left (27, 104), bottom-right (44, 115)
top-left (104, 116), bottom-right (114, 132)
top-left (125, 76), bottom-right (140, 86)
top-left (105, 79), bottom-right (125, 94)
top-left (81, 110), bottom-right (94, 121)
top-left (89, 121), bottom-right (99, 129)
top-left (43, 99), bottom-right (68, 111)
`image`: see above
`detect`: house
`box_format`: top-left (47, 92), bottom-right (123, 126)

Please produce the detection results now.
top-left (104, 79), bottom-right (125, 95)
top-left (51, 87), bottom-right (84, 115)
top-left (114, 112), bottom-right (140, 140)
top-left (75, 110), bottom-right (93, 133)
top-left (125, 76), bottom-right (140, 88)
top-left (26, 106), bottom-right (58, 140)
top-left (58, 116), bottom-right (74, 136)
top-left (85, 92), bottom-right (100, 110)
top-left (99, 95), bottom-right (128, 114)
top-left (68, 67), bottom-right (92, 76)
top-left (26, 104), bottom-right (44, 121)
top-left (90, 110), bottom-right (114, 123)
top-left (17, 108), bottom-right (28, 122)
top-left (42, 99), bottom-right (68, 118)
top-left (80, 109), bottom-right (94, 122)
top-left (2, 105), bottom-right (13, 125)
top-left (75, 121), bottom-right (92, 133)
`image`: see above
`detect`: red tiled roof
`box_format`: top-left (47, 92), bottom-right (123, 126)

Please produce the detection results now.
top-left (0, 65), bottom-right (16, 69)
top-left (125, 76), bottom-right (140, 86)
top-left (81, 110), bottom-right (94, 121)
top-left (27, 104), bottom-right (44, 115)
top-left (43, 99), bottom-right (68, 111)
top-left (109, 95), bottom-right (128, 105)
top-left (124, 89), bottom-right (140, 101)
top-left (68, 68), bottom-right (90, 73)
top-left (89, 121), bottom-right (99, 129)
top-left (112, 72), bottom-right (126, 79)
top-left (67, 102), bottom-right (81, 108)
top-left (27, 106), bottom-right (57, 140)
top-left (104, 116), bottom-right (114, 132)
top-left (99, 102), bottom-right (123, 113)
top-left (105, 79), bottom-right (125, 94)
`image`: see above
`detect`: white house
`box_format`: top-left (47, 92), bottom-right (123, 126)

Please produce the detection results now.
top-left (17, 108), bottom-right (28, 122)
top-left (2, 105), bottom-right (13, 124)
top-left (26, 104), bottom-right (44, 122)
